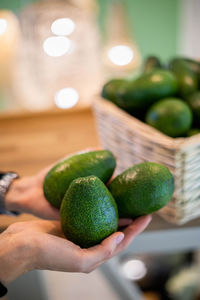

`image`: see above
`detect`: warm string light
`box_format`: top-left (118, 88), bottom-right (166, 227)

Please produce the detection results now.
top-left (43, 17), bottom-right (76, 57)
top-left (42, 17), bottom-right (79, 109)
top-left (0, 18), bottom-right (7, 35)
top-left (51, 18), bottom-right (75, 36)
top-left (0, 11), bottom-right (21, 91)
top-left (108, 45), bottom-right (134, 66)
top-left (43, 36), bottom-right (72, 57)
top-left (54, 87), bottom-right (79, 109)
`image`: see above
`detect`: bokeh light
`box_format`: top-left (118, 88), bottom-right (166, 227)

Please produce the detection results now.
top-left (108, 45), bottom-right (134, 66)
top-left (0, 18), bottom-right (7, 35)
top-left (43, 36), bottom-right (71, 57)
top-left (54, 87), bottom-right (79, 109)
top-left (51, 18), bottom-right (75, 36)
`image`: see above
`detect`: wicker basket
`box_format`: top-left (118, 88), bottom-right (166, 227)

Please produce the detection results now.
top-left (93, 97), bottom-right (200, 225)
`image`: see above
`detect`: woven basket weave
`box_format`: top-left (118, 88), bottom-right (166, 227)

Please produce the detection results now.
top-left (93, 97), bottom-right (200, 225)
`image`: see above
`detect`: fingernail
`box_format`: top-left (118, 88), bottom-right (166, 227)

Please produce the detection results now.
top-left (116, 233), bottom-right (124, 245)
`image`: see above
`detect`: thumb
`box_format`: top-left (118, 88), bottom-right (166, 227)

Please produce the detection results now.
top-left (85, 232), bottom-right (124, 267)
top-left (83, 232), bottom-right (124, 271)
top-left (101, 232), bottom-right (125, 252)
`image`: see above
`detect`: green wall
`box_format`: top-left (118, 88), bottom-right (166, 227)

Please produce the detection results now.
top-left (1, 0), bottom-right (180, 62)
top-left (98, 0), bottom-right (180, 63)
top-left (0, 0), bottom-right (34, 11)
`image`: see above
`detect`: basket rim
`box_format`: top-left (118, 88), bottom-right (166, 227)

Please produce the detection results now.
top-left (93, 97), bottom-right (200, 152)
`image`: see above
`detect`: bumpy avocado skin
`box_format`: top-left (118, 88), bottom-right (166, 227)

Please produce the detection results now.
top-left (43, 150), bottom-right (116, 209)
top-left (109, 162), bottom-right (174, 218)
top-left (60, 175), bottom-right (118, 248)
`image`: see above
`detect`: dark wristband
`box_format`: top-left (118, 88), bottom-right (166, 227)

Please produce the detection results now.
top-left (0, 282), bottom-right (7, 297)
top-left (0, 172), bottom-right (20, 215)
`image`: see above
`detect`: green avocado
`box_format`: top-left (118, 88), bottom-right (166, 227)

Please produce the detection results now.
top-left (145, 98), bottom-right (193, 137)
top-left (109, 162), bottom-right (174, 218)
top-left (43, 150), bottom-right (116, 208)
top-left (182, 58), bottom-right (200, 80)
top-left (60, 175), bottom-right (118, 248)
top-left (101, 78), bottom-right (126, 103)
top-left (116, 69), bottom-right (177, 113)
top-left (186, 91), bottom-right (200, 126)
top-left (169, 58), bottom-right (198, 98)
top-left (143, 55), bottom-right (162, 74)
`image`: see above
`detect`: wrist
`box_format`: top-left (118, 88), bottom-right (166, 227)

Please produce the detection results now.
top-left (0, 225), bottom-right (35, 285)
top-left (4, 177), bottom-right (30, 212)
top-left (0, 172), bottom-right (19, 214)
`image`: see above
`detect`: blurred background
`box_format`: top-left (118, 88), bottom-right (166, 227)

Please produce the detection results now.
top-left (0, 0), bottom-right (199, 113)
top-left (1, 1), bottom-right (200, 300)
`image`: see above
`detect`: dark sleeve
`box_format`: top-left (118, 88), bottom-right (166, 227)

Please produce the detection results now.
top-left (0, 172), bottom-right (20, 215)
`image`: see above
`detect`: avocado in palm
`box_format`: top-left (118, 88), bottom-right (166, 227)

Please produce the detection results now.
top-left (145, 98), bottom-right (193, 137)
top-left (143, 55), bottom-right (162, 74)
top-left (116, 70), bottom-right (177, 113)
top-left (186, 91), bottom-right (200, 126)
top-left (60, 175), bottom-right (118, 248)
top-left (43, 150), bottom-right (116, 209)
top-left (109, 162), bottom-right (174, 218)
top-left (101, 78), bottom-right (126, 103)
top-left (169, 58), bottom-right (198, 98)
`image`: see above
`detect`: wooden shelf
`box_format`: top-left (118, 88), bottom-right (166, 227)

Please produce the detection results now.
top-left (0, 106), bottom-right (99, 176)
top-left (1, 106), bottom-right (200, 232)
top-left (0, 106), bottom-right (99, 228)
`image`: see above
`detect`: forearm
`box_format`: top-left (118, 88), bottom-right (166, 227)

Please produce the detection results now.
top-left (0, 226), bottom-right (33, 285)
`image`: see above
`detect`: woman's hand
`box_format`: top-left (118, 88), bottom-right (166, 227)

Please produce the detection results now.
top-left (4, 167), bottom-right (60, 220)
top-left (0, 215), bottom-right (151, 285)
top-left (4, 148), bottom-right (96, 220)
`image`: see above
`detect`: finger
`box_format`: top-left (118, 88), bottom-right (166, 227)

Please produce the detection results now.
top-left (118, 218), bottom-right (133, 227)
top-left (36, 205), bottom-right (60, 220)
top-left (80, 232), bottom-right (124, 271)
top-left (116, 215), bottom-right (152, 253)
top-left (37, 234), bottom-right (81, 272)
top-left (31, 220), bottom-right (63, 236)
top-left (90, 215), bottom-right (152, 269)
top-left (24, 197), bottom-right (60, 220)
